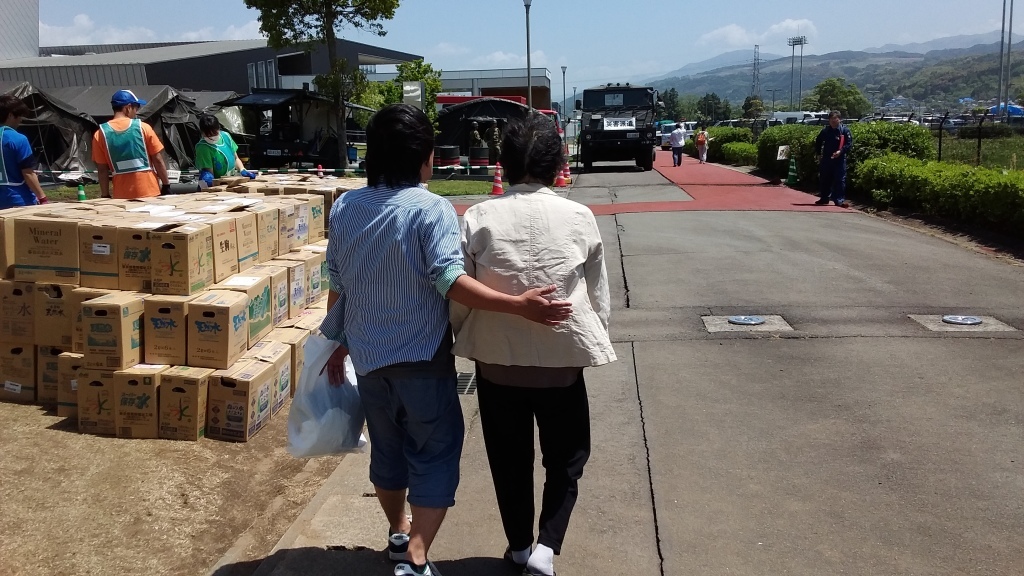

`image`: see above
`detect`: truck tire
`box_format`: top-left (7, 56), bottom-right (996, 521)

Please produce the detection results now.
top-left (641, 149), bottom-right (654, 171)
top-left (581, 152), bottom-right (593, 172)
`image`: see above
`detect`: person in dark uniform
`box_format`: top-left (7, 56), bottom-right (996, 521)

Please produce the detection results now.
top-left (814, 110), bottom-right (853, 208)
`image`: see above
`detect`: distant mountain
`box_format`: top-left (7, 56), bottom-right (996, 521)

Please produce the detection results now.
top-left (647, 50), bottom-right (784, 82)
top-left (866, 31), bottom-right (1022, 54)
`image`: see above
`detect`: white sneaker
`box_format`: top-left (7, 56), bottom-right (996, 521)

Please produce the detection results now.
top-left (394, 560), bottom-right (440, 575)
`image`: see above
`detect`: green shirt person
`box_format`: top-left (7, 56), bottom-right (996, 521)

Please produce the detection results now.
top-left (195, 114), bottom-right (256, 186)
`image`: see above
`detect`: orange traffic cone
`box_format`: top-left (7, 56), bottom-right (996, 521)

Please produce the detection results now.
top-left (562, 162), bottom-right (572, 185)
top-left (555, 167), bottom-right (566, 188)
top-left (491, 162), bottom-right (504, 195)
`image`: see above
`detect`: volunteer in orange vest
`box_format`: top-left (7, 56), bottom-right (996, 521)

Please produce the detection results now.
top-left (91, 90), bottom-right (170, 199)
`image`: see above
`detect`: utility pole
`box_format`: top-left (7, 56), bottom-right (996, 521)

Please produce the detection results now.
top-left (999, 0), bottom-right (1009, 119)
top-left (524, 0), bottom-right (533, 109)
top-left (561, 65), bottom-right (567, 121)
top-left (1005, 0), bottom-right (1015, 122)
top-left (765, 88), bottom-right (781, 113)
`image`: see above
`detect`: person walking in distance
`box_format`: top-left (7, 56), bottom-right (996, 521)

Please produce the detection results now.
top-left (814, 111), bottom-right (853, 208)
top-left (321, 104), bottom-right (572, 576)
top-left (669, 122), bottom-right (686, 167)
top-left (452, 113), bottom-right (616, 576)
top-left (695, 126), bottom-right (712, 164)
top-left (91, 90), bottom-right (170, 199)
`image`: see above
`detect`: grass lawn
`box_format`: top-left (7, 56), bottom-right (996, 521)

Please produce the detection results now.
top-left (937, 136), bottom-right (1023, 171)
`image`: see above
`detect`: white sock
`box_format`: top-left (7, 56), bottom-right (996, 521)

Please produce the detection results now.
top-left (527, 544), bottom-right (555, 575)
top-left (510, 546), bottom-right (531, 565)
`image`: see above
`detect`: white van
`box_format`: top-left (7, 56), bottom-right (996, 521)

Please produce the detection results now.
top-left (773, 111), bottom-right (819, 124)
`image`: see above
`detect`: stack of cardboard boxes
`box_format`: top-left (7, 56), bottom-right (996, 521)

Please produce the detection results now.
top-left (0, 178), bottom-right (341, 442)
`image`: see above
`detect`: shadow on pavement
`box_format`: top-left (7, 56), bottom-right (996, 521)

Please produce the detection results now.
top-left (212, 547), bottom-right (521, 576)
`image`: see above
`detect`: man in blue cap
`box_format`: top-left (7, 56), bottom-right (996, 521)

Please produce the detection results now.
top-left (0, 94), bottom-right (48, 208)
top-left (91, 90), bottom-right (171, 199)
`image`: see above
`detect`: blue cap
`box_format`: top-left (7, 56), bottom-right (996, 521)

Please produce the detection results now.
top-left (111, 89), bottom-right (147, 107)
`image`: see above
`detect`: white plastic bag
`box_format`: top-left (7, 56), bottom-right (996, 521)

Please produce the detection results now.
top-left (287, 333), bottom-right (366, 457)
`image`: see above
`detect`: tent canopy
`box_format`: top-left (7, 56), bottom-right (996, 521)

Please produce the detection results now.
top-left (988, 103), bottom-right (1023, 116)
top-left (0, 81), bottom-right (99, 176)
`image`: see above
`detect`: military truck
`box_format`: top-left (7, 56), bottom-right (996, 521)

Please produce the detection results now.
top-left (575, 83), bottom-right (659, 172)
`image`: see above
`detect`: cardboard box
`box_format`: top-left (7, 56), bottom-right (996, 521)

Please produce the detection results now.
top-left (298, 244), bottom-right (330, 293)
top-left (214, 274), bottom-right (273, 347)
top-left (77, 369), bottom-right (116, 435)
top-left (273, 201), bottom-right (297, 252)
top-left (267, 327), bottom-right (308, 396)
top-left (278, 250), bottom-right (323, 305)
top-left (0, 343), bottom-right (36, 403)
top-left (36, 345), bottom-right (69, 405)
top-left (0, 279), bottom-right (35, 343)
top-left (267, 259), bottom-right (306, 318)
top-left (82, 292), bottom-right (145, 370)
top-left (248, 264), bottom-right (288, 327)
top-left (70, 288), bottom-right (117, 353)
top-left (204, 216), bottom-right (240, 282)
top-left (159, 366), bottom-right (214, 441)
top-left (79, 221), bottom-right (122, 289)
top-left (144, 295), bottom-right (196, 365)
top-left (57, 352), bottom-right (84, 418)
top-left (13, 216), bottom-right (81, 283)
top-left (207, 359), bottom-right (274, 442)
top-left (289, 308), bottom-right (327, 333)
top-left (244, 340), bottom-right (292, 416)
top-left (229, 211), bottom-right (259, 272)
top-left (151, 224), bottom-right (214, 295)
top-left (116, 221), bottom-right (177, 292)
top-left (0, 208), bottom-right (32, 278)
top-left (33, 283), bottom-right (75, 347)
top-left (187, 290), bottom-right (249, 369)
top-left (289, 194), bottom-right (325, 242)
top-left (114, 364), bottom-right (168, 439)
top-left (246, 204), bottom-right (279, 262)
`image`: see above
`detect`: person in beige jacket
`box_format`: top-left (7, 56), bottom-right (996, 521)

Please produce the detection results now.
top-left (451, 113), bottom-right (616, 576)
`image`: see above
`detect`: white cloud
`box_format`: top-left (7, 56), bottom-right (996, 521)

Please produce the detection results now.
top-left (699, 19), bottom-right (818, 48)
top-left (39, 14), bottom-right (158, 45)
top-left (40, 14), bottom-right (263, 46)
top-left (471, 49), bottom-right (547, 68)
top-left (428, 42), bottom-right (471, 58)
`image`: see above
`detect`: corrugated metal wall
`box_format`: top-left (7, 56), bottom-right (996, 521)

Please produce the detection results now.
top-left (0, 0), bottom-right (39, 60)
top-left (0, 65), bottom-right (149, 88)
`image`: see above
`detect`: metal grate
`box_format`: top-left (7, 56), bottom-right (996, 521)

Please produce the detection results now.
top-left (456, 372), bottom-right (477, 395)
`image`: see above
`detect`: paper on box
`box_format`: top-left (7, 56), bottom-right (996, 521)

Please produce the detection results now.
top-left (57, 352), bottom-right (84, 418)
top-left (207, 359), bottom-right (274, 442)
top-left (77, 369), bottom-right (116, 435)
top-left (159, 366), bottom-right (214, 441)
top-left (187, 290), bottom-right (249, 369)
top-left (0, 344), bottom-right (36, 403)
top-left (114, 364), bottom-right (168, 439)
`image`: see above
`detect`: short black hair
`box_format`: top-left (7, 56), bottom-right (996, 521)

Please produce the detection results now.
top-left (0, 95), bottom-right (31, 122)
top-left (676, 123), bottom-right (682, 129)
top-left (111, 103), bottom-right (138, 113)
top-left (499, 112), bottom-right (565, 186)
top-left (829, 110), bottom-right (842, 120)
top-left (365, 104), bottom-right (435, 188)
top-left (199, 114), bottom-right (221, 136)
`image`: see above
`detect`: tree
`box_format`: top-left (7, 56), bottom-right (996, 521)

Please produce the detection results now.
top-left (394, 60), bottom-right (443, 125)
top-left (678, 94), bottom-right (700, 120)
top-left (741, 96), bottom-right (765, 119)
top-left (244, 0), bottom-right (400, 168)
top-left (661, 88), bottom-right (681, 121)
top-left (697, 93), bottom-right (722, 122)
top-left (809, 77), bottom-right (873, 119)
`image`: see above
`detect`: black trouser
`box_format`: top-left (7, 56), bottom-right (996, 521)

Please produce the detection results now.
top-left (476, 370), bottom-right (591, 554)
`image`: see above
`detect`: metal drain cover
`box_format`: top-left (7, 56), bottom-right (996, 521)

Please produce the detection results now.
top-left (942, 315), bottom-right (983, 326)
top-left (728, 315), bottom-right (766, 326)
top-left (456, 372), bottom-right (477, 395)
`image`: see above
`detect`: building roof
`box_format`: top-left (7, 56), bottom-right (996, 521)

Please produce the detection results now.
top-left (39, 42), bottom-right (202, 57)
top-left (2, 40), bottom-right (269, 67)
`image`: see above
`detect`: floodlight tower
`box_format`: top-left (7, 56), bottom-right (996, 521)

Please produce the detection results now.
top-left (788, 36), bottom-right (808, 109)
top-left (751, 45), bottom-right (762, 98)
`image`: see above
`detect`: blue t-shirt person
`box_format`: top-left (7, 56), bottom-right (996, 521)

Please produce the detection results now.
top-left (0, 125), bottom-right (39, 208)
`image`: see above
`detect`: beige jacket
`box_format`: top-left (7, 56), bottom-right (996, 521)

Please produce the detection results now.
top-left (451, 184), bottom-right (617, 367)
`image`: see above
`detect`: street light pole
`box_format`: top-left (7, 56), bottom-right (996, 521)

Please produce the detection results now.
top-left (765, 88), bottom-right (780, 113)
top-left (561, 65), bottom-right (567, 120)
top-left (524, 0), bottom-right (533, 109)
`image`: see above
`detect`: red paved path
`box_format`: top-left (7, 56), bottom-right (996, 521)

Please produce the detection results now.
top-left (453, 150), bottom-right (850, 216)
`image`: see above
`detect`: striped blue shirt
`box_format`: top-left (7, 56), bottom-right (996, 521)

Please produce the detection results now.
top-left (321, 184), bottom-right (466, 375)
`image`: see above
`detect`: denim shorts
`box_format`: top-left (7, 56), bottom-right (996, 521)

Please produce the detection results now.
top-left (356, 370), bottom-right (465, 508)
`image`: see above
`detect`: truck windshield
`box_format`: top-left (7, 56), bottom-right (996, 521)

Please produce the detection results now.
top-left (583, 89), bottom-right (652, 110)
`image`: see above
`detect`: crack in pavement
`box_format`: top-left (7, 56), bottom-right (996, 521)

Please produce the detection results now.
top-left (631, 341), bottom-right (666, 576)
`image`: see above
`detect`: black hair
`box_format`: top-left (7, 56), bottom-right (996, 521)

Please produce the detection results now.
top-left (365, 104), bottom-right (435, 188)
top-left (676, 123), bottom-right (682, 129)
top-left (111, 103), bottom-right (137, 113)
top-left (499, 112), bottom-right (565, 186)
top-left (199, 114), bottom-right (221, 136)
top-left (0, 95), bottom-right (31, 121)
top-left (829, 110), bottom-right (842, 120)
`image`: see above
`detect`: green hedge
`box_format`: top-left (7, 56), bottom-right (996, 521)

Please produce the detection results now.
top-left (722, 142), bottom-right (758, 166)
top-left (856, 154), bottom-right (1024, 236)
top-left (705, 127), bottom-right (753, 163)
top-left (756, 122), bottom-right (937, 195)
top-left (955, 123), bottom-right (1015, 139)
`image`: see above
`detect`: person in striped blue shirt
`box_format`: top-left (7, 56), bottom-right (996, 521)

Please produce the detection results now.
top-left (322, 104), bottom-right (572, 576)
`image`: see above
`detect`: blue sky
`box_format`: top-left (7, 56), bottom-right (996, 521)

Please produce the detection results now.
top-left (39, 0), bottom-right (1010, 96)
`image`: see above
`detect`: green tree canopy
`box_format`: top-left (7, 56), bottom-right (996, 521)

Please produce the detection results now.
top-left (741, 96), bottom-right (765, 119)
top-left (353, 59), bottom-right (443, 126)
top-left (244, 0), bottom-right (400, 168)
top-left (810, 77), bottom-right (873, 119)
